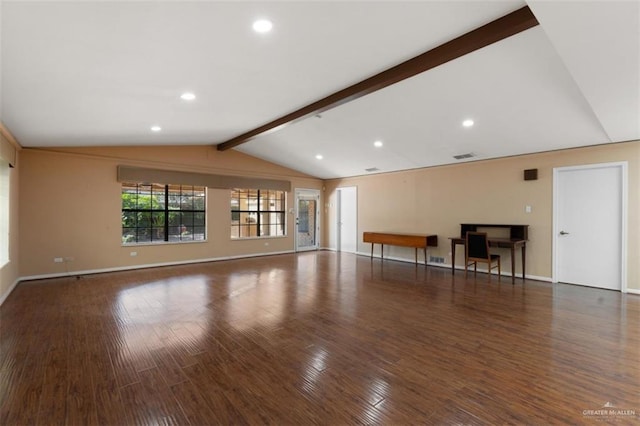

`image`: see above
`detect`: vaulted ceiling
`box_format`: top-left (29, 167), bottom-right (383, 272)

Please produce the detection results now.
top-left (1, 1), bottom-right (638, 179)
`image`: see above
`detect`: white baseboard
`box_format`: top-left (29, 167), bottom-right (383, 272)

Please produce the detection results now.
top-left (521, 274), bottom-right (553, 283)
top-left (626, 288), bottom-right (640, 295)
top-left (18, 249), bottom-right (626, 291)
top-left (19, 250), bottom-right (295, 282)
top-left (0, 278), bottom-right (21, 306)
top-left (355, 251), bottom-right (552, 282)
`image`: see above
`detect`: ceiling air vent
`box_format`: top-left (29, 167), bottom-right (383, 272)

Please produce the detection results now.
top-left (365, 167), bottom-right (380, 172)
top-left (453, 152), bottom-right (475, 160)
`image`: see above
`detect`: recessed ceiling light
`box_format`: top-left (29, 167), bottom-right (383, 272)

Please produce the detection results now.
top-left (315, 154), bottom-right (323, 160)
top-left (374, 140), bottom-right (383, 148)
top-left (151, 126), bottom-right (162, 132)
top-left (253, 19), bottom-right (273, 33)
top-left (180, 92), bottom-right (196, 101)
top-left (462, 119), bottom-right (474, 127)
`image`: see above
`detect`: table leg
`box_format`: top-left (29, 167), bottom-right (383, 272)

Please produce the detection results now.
top-left (370, 243), bottom-right (374, 259)
top-left (424, 246), bottom-right (428, 268)
top-left (451, 240), bottom-right (456, 274)
top-left (522, 243), bottom-right (526, 280)
top-left (414, 248), bottom-right (418, 266)
top-left (381, 244), bottom-right (384, 261)
top-left (510, 246), bottom-right (516, 284)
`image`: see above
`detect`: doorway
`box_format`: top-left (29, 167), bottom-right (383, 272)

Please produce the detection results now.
top-left (295, 189), bottom-right (320, 252)
top-left (553, 162), bottom-right (627, 291)
top-left (337, 186), bottom-right (357, 253)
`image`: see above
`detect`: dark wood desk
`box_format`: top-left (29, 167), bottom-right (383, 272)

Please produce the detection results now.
top-left (450, 224), bottom-right (528, 283)
top-left (363, 232), bottom-right (438, 266)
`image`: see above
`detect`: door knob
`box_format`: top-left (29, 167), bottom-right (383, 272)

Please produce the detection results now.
top-left (559, 230), bottom-right (570, 235)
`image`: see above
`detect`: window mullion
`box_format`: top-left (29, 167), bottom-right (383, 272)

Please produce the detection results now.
top-left (123, 182), bottom-right (205, 245)
top-left (164, 185), bottom-right (169, 242)
top-left (257, 190), bottom-right (262, 237)
top-left (229, 188), bottom-right (284, 240)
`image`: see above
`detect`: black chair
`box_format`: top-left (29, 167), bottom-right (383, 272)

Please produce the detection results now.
top-left (465, 232), bottom-right (501, 281)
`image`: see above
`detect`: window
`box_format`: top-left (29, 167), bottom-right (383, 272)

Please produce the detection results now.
top-left (122, 183), bottom-right (206, 244)
top-left (230, 189), bottom-right (286, 239)
top-left (0, 162), bottom-right (9, 266)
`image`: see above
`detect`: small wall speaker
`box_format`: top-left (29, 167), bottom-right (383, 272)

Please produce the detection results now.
top-left (524, 169), bottom-right (538, 181)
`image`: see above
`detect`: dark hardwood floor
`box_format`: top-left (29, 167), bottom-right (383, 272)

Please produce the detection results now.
top-left (1, 251), bottom-right (638, 425)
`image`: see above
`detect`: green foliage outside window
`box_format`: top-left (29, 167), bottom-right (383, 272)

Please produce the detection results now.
top-left (122, 183), bottom-right (206, 244)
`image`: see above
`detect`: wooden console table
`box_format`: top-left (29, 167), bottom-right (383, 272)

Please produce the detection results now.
top-left (450, 224), bottom-right (528, 283)
top-left (363, 232), bottom-right (438, 266)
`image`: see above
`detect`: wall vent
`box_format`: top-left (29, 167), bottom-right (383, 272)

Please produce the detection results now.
top-left (365, 167), bottom-right (380, 172)
top-left (453, 152), bottom-right (475, 160)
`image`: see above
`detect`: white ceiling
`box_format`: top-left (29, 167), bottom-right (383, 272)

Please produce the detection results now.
top-left (1, 1), bottom-right (638, 179)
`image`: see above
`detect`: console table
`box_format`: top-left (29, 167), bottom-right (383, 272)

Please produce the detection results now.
top-left (363, 232), bottom-right (438, 266)
top-left (450, 224), bottom-right (528, 283)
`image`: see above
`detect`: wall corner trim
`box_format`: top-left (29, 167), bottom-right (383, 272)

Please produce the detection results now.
top-left (0, 278), bottom-right (21, 306)
top-left (0, 122), bottom-right (22, 151)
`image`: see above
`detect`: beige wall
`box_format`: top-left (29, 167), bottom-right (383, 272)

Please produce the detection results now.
top-left (11, 140), bottom-right (640, 291)
top-left (19, 146), bottom-right (322, 278)
top-left (0, 149), bottom-right (20, 303)
top-left (323, 141), bottom-right (640, 290)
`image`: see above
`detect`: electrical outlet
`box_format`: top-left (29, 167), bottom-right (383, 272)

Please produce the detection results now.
top-left (130, 251), bottom-right (137, 257)
top-left (54, 257), bottom-right (63, 263)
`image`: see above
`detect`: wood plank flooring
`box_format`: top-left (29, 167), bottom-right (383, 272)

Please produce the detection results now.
top-left (1, 251), bottom-right (638, 425)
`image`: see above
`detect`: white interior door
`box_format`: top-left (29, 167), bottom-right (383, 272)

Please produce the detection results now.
top-left (295, 189), bottom-right (320, 251)
top-left (553, 162), bottom-right (627, 291)
top-left (337, 186), bottom-right (357, 253)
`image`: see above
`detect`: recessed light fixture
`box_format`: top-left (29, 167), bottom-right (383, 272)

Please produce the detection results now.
top-left (374, 140), bottom-right (383, 148)
top-left (151, 126), bottom-right (162, 132)
top-left (253, 19), bottom-right (273, 33)
top-left (180, 92), bottom-right (196, 101)
top-left (315, 154), bottom-right (323, 160)
top-left (462, 119), bottom-right (474, 127)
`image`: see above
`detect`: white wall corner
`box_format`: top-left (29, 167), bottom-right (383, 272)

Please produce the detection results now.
top-left (0, 278), bottom-right (20, 306)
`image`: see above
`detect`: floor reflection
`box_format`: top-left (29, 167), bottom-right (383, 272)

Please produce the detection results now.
top-left (222, 268), bottom-right (288, 331)
top-left (114, 275), bottom-right (210, 361)
top-left (3, 252), bottom-right (639, 425)
top-left (550, 283), bottom-right (638, 408)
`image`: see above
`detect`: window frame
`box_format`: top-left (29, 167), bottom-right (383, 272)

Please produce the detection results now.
top-left (230, 188), bottom-right (286, 240)
top-left (121, 182), bottom-right (207, 245)
top-left (0, 161), bottom-right (9, 267)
